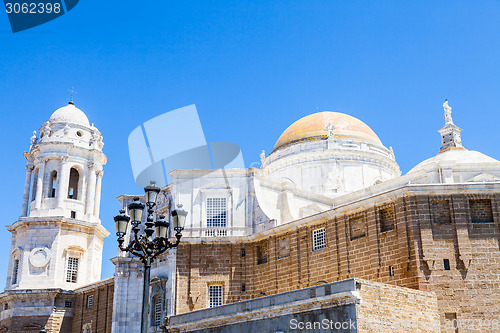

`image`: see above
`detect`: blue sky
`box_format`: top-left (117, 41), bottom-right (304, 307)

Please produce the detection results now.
top-left (1, 1), bottom-right (500, 287)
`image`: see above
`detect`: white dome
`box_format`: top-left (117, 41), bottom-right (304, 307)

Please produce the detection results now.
top-left (49, 103), bottom-right (90, 127)
top-left (408, 149), bottom-right (499, 173)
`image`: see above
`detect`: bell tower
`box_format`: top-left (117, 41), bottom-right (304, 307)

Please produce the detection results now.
top-left (5, 101), bottom-right (109, 291)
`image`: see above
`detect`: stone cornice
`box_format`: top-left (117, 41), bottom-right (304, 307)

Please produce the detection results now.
top-left (7, 217), bottom-right (110, 238)
top-left (167, 278), bottom-right (360, 332)
top-left (169, 168), bottom-right (256, 179)
top-left (29, 141), bottom-right (106, 161)
top-left (0, 288), bottom-right (75, 299)
top-left (179, 179), bottom-right (500, 243)
top-left (74, 277), bottom-right (114, 293)
top-left (264, 145), bottom-right (400, 175)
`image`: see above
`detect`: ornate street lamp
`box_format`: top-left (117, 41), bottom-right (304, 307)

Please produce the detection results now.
top-left (114, 181), bottom-right (187, 333)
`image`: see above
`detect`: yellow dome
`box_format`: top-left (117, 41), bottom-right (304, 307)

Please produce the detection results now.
top-left (273, 111), bottom-right (382, 151)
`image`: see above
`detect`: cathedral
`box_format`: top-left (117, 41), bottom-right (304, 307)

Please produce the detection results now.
top-left (0, 99), bottom-right (499, 332)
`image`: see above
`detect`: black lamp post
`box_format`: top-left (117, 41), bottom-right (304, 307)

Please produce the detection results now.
top-left (114, 181), bottom-right (187, 333)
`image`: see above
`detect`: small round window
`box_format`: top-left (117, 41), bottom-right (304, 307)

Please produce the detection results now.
top-left (76, 131), bottom-right (83, 137)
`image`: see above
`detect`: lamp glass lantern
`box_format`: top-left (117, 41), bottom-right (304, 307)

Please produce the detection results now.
top-left (155, 215), bottom-right (169, 239)
top-left (172, 204), bottom-right (187, 232)
top-left (144, 181), bottom-right (161, 206)
top-left (114, 209), bottom-right (130, 237)
top-left (128, 197), bottom-right (145, 225)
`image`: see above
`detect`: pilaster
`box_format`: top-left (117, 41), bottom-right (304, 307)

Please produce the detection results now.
top-left (21, 164), bottom-right (33, 217)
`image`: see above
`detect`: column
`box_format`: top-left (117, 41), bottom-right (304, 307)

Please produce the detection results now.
top-left (34, 159), bottom-right (46, 210)
top-left (80, 163), bottom-right (88, 207)
top-left (56, 156), bottom-right (69, 209)
top-left (86, 163), bottom-right (97, 215)
top-left (21, 164), bottom-right (33, 217)
top-left (93, 170), bottom-right (103, 217)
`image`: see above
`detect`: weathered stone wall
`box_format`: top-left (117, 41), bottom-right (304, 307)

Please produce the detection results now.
top-left (0, 314), bottom-right (72, 333)
top-left (175, 242), bottom-right (249, 314)
top-left (356, 279), bottom-right (439, 332)
top-left (0, 290), bottom-right (74, 333)
top-left (72, 277), bottom-right (114, 333)
top-left (174, 192), bottom-right (500, 330)
top-left (409, 194), bottom-right (500, 331)
top-left (176, 197), bottom-right (421, 314)
top-left (166, 278), bottom-right (439, 333)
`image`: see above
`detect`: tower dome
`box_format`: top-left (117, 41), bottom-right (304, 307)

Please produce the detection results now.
top-left (49, 102), bottom-right (90, 127)
top-left (262, 110), bottom-right (400, 197)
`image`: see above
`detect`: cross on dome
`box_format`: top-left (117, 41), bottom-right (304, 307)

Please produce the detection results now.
top-left (68, 87), bottom-right (78, 105)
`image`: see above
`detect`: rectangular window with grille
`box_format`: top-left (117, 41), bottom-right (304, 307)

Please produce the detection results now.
top-left (12, 259), bottom-right (19, 285)
top-left (87, 295), bottom-right (93, 308)
top-left (153, 297), bottom-right (162, 327)
top-left (65, 301), bottom-right (73, 308)
top-left (66, 257), bottom-right (78, 283)
top-left (208, 285), bottom-right (223, 308)
top-left (312, 228), bottom-right (326, 251)
top-left (206, 198), bottom-right (227, 227)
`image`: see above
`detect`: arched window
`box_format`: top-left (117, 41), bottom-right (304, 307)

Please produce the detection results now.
top-left (48, 170), bottom-right (57, 198)
top-left (31, 168), bottom-right (38, 202)
top-left (68, 168), bottom-right (79, 199)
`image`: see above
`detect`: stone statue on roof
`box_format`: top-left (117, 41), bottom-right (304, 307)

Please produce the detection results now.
top-left (325, 122), bottom-right (335, 138)
top-left (30, 131), bottom-right (38, 149)
top-left (443, 99), bottom-right (453, 125)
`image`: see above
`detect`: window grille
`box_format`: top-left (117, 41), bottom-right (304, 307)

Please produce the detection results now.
top-left (87, 295), bottom-right (93, 308)
top-left (65, 301), bottom-right (73, 308)
top-left (206, 198), bottom-right (227, 227)
top-left (153, 296), bottom-right (162, 327)
top-left (12, 259), bottom-right (19, 285)
top-left (208, 285), bottom-right (223, 308)
top-left (312, 228), bottom-right (326, 251)
top-left (66, 257), bottom-right (79, 283)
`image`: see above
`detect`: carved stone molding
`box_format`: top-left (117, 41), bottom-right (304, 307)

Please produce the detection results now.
top-left (29, 247), bottom-right (51, 268)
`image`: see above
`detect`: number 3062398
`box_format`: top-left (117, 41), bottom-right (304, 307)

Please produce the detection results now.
top-left (5, 2), bottom-right (62, 14)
